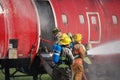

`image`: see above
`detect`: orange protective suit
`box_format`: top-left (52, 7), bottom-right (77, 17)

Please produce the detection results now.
top-left (72, 43), bottom-right (86, 80)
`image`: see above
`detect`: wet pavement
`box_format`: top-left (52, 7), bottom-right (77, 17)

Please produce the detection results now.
top-left (86, 55), bottom-right (120, 80)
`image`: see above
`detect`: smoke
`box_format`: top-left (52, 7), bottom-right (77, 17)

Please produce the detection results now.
top-left (87, 40), bottom-right (120, 55)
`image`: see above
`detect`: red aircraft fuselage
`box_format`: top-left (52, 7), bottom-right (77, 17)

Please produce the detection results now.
top-left (0, 0), bottom-right (120, 80)
top-left (0, 0), bottom-right (120, 60)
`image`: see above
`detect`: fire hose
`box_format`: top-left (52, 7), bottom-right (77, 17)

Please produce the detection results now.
top-left (83, 71), bottom-right (87, 80)
top-left (40, 36), bottom-right (54, 45)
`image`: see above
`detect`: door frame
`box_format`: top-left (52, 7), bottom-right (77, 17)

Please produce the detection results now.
top-left (86, 12), bottom-right (101, 44)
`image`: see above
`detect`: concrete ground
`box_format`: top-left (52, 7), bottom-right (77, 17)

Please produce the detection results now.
top-left (86, 55), bottom-right (120, 80)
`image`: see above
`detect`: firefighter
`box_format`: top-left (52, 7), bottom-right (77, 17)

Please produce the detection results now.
top-left (72, 34), bottom-right (87, 80)
top-left (59, 35), bottom-right (74, 65)
top-left (52, 27), bottom-right (62, 42)
top-left (59, 36), bottom-right (74, 80)
top-left (52, 36), bottom-right (74, 80)
top-left (52, 27), bottom-right (73, 45)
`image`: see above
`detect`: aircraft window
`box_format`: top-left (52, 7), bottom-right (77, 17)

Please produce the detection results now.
top-left (0, 4), bottom-right (3, 12)
top-left (112, 15), bottom-right (118, 25)
top-left (79, 15), bottom-right (85, 24)
top-left (91, 16), bottom-right (96, 24)
top-left (62, 14), bottom-right (68, 25)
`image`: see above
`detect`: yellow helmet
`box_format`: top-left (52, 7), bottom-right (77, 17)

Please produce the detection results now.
top-left (60, 33), bottom-right (69, 39)
top-left (60, 37), bottom-right (71, 45)
top-left (74, 34), bottom-right (83, 42)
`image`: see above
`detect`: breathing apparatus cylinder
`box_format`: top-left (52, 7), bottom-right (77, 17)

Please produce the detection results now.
top-left (52, 53), bottom-right (60, 64)
top-left (52, 44), bottom-right (62, 64)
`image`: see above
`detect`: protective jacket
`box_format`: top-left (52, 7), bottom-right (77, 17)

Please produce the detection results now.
top-left (73, 43), bottom-right (86, 59)
top-left (72, 43), bottom-right (86, 80)
top-left (59, 47), bottom-right (74, 65)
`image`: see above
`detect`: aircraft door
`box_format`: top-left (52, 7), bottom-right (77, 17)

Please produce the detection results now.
top-left (35, 1), bottom-right (55, 52)
top-left (87, 12), bottom-right (101, 43)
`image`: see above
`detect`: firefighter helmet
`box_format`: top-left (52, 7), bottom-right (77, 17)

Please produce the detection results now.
top-left (74, 34), bottom-right (83, 42)
top-left (60, 33), bottom-right (69, 39)
top-left (60, 37), bottom-right (71, 45)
